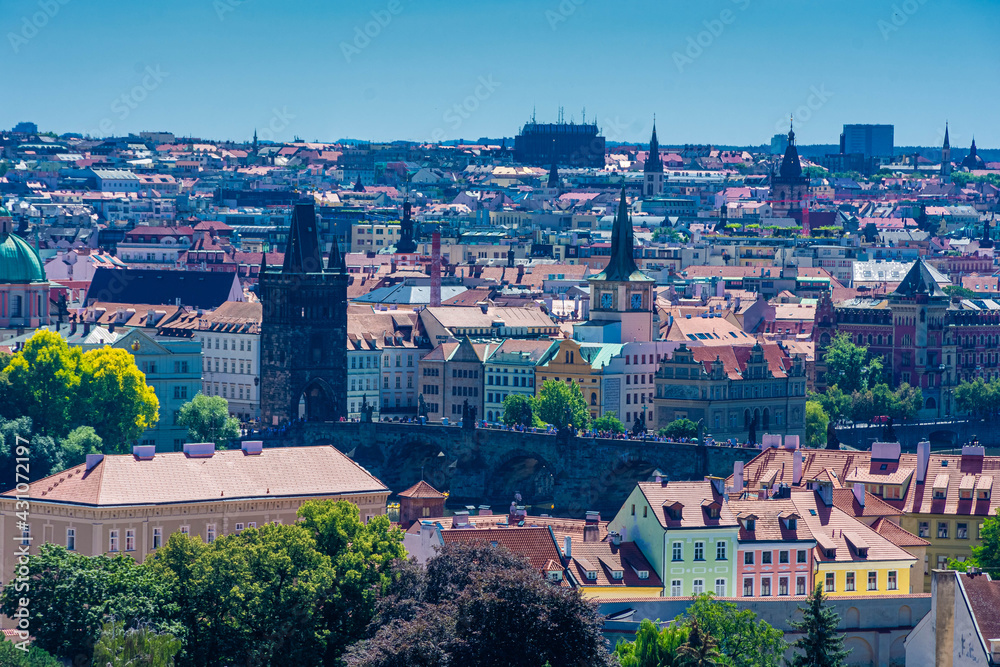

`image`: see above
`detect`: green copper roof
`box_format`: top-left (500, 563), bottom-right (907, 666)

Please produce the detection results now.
top-left (0, 231), bottom-right (46, 284)
top-left (590, 183), bottom-right (653, 283)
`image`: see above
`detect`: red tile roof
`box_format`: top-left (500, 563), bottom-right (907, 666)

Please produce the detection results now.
top-left (963, 573), bottom-right (1000, 648)
top-left (398, 480), bottom-right (446, 499)
top-left (637, 481), bottom-right (738, 529)
top-left (871, 517), bottom-right (929, 548)
top-left (439, 526), bottom-right (562, 572)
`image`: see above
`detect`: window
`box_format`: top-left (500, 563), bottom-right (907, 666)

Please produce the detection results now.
top-left (745, 518), bottom-right (756, 531)
top-left (743, 578), bottom-right (754, 597)
top-left (938, 522), bottom-right (949, 539)
top-left (779, 577), bottom-right (789, 596)
top-left (797, 550), bottom-right (807, 564)
top-left (868, 571), bottom-right (878, 591)
top-left (796, 576), bottom-right (806, 596)
top-left (180, 525), bottom-right (189, 536)
top-left (716, 541), bottom-right (727, 561)
top-left (845, 571), bottom-right (856, 592)
top-left (957, 522), bottom-right (968, 539)
top-left (207, 524), bottom-right (216, 544)
top-left (643, 506), bottom-right (647, 518)
top-left (671, 580), bottom-right (682, 597)
top-left (694, 542), bottom-right (705, 561)
top-left (692, 579), bottom-right (704, 595)
top-left (937, 555), bottom-right (948, 570)
top-left (66, 528), bottom-right (76, 551)
top-left (779, 550), bottom-right (789, 564)
top-left (918, 521), bottom-right (929, 538)
top-left (825, 572), bottom-right (835, 592)
top-left (888, 571), bottom-right (898, 590)
top-left (248, 522), bottom-right (256, 529)
top-left (631, 504), bottom-right (635, 516)
top-left (109, 530), bottom-right (119, 552)
top-left (744, 551), bottom-right (754, 565)
top-left (153, 527), bottom-right (162, 549)
top-left (235, 523), bottom-right (245, 533)
top-left (672, 542), bottom-right (683, 561)
top-left (760, 578), bottom-right (771, 596)
top-left (715, 579), bottom-right (726, 596)
top-left (762, 551), bottom-right (772, 564)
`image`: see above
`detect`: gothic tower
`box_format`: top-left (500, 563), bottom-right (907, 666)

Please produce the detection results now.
top-left (644, 118), bottom-right (664, 197)
top-left (940, 122), bottom-right (951, 179)
top-left (259, 202), bottom-right (348, 424)
top-left (396, 195), bottom-right (417, 254)
top-left (769, 118), bottom-right (810, 215)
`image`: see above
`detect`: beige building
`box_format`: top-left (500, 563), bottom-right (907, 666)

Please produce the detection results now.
top-left (0, 443), bottom-right (389, 580)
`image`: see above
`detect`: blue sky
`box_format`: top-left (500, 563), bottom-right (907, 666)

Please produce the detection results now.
top-left (1, 0), bottom-right (997, 147)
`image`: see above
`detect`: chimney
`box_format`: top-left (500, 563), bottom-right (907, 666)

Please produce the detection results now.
top-left (917, 440), bottom-right (931, 483)
top-left (82, 321), bottom-right (90, 336)
top-left (132, 445), bottom-right (155, 460)
top-left (430, 232), bottom-right (441, 307)
top-left (564, 535), bottom-right (572, 559)
top-left (182, 442), bottom-right (215, 458)
top-left (451, 511), bottom-right (470, 528)
top-left (707, 476), bottom-right (725, 496)
top-left (962, 445), bottom-right (986, 459)
top-left (584, 511), bottom-right (600, 542)
top-left (852, 482), bottom-right (865, 507)
top-left (733, 461), bottom-right (744, 494)
top-left (654, 470), bottom-right (664, 484)
top-left (146, 309), bottom-right (156, 327)
top-left (793, 450), bottom-right (803, 485)
top-left (70, 320), bottom-right (77, 335)
top-left (108, 322), bottom-right (115, 334)
top-left (241, 440), bottom-right (263, 455)
top-left (85, 453), bottom-right (104, 471)
top-left (478, 505), bottom-right (492, 516)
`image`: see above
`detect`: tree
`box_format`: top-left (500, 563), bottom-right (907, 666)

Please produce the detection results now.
top-left (789, 585), bottom-right (850, 667)
top-left (78, 347), bottom-right (159, 451)
top-left (91, 621), bottom-right (182, 667)
top-left (534, 379), bottom-right (591, 431)
top-left (60, 425), bottom-right (103, 469)
top-left (823, 333), bottom-right (881, 394)
top-left (592, 412), bottom-right (625, 434)
top-left (176, 393), bottom-right (239, 446)
top-left (296, 499), bottom-right (406, 661)
top-left (658, 418), bottom-right (698, 440)
top-left (675, 617), bottom-right (721, 667)
top-left (1, 330), bottom-right (82, 436)
top-left (0, 641), bottom-right (62, 666)
top-left (0, 544), bottom-right (176, 660)
top-left (148, 524), bottom-right (334, 667)
top-left (949, 507), bottom-right (1000, 578)
top-left (685, 595), bottom-right (786, 667)
top-left (805, 401), bottom-right (829, 449)
top-left (613, 618), bottom-right (688, 667)
top-left (944, 285), bottom-right (977, 299)
top-left (812, 386), bottom-right (851, 423)
top-left (501, 393), bottom-right (541, 427)
top-left (0, 417), bottom-right (66, 489)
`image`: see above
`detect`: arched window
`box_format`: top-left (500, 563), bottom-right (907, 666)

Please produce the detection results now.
top-left (10, 295), bottom-right (21, 318)
top-left (591, 392), bottom-right (597, 406)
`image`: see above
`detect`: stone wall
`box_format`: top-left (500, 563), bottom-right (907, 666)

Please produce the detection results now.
top-left (256, 422), bottom-right (758, 517)
top-left (833, 419), bottom-right (989, 450)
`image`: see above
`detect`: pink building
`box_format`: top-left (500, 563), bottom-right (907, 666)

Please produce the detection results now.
top-left (731, 498), bottom-right (816, 598)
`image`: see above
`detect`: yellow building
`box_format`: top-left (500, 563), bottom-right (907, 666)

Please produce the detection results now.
top-left (536, 339), bottom-right (623, 420)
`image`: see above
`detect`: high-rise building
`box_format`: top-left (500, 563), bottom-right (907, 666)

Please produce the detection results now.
top-left (259, 202), bottom-right (349, 424)
top-left (514, 117), bottom-right (605, 168)
top-left (841, 124), bottom-right (894, 159)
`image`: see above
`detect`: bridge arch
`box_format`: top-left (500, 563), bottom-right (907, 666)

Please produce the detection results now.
top-left (488, 450), bottom-right (558, 509)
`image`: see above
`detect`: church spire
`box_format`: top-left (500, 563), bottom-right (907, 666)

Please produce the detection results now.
top-left (282, 202), bottom-right (322, 274)
top-left (645, 116), bottom-right (662, 174)
top-left (397, 183), bottom-right (417, 254)
top-left (589, 181), bottom-right (651, 283)
top-left (943, 122), bottom-right (950, 149)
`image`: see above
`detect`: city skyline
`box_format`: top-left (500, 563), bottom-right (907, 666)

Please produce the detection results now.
top-left (1, 0), bottom-right (997, 147)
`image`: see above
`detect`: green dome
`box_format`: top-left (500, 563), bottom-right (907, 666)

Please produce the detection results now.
top-left (0, 231), bottom-right (46, 284)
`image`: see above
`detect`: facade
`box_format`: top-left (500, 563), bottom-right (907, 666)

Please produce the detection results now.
top-left (652, 342), bottom-right (808, 442)
top-left (483, 339), bottom-right (554, 424)
top-left (259, 202), bottom-right (349, 424)
top-left (514, 120), bottom-right (606, 168)
top-left (191, 301), bottom-right (262, 421)
top-left (842, 124), bottom-right (894, 159)
top-left (0, 444), bottom-right (390, 585)
top-left (350, 221), bottom-right (401, 252)
top-left (397, 480), bottom-right (446, 528)
top-left (535, 339), bottom-right (622, 421)
top-left (0, 206), bottom-right (50, 337)
top-left (730, 498), bottom-right (817, 598)
top-left (417, 338), bottom-right (498, 423)
top-left (608, 479), bottom-right (740, 598)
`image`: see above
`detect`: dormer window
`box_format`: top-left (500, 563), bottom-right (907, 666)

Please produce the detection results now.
top-left (787, 518), bottom-right (797, 530)
top-left (586, 571), bottom-right (598, 580)
top-left (611, 570), bottom-right (624, 580)
top-left (637, 570), bottom-right (649, 580)
top-left (857, 547), bottom-right (868, 558)
top-left (547, 571), bottom-right (562, 582)
top-left (746, 519), bottom-right (756, 531)
top-left (825, 548), bottom-right (836, 558)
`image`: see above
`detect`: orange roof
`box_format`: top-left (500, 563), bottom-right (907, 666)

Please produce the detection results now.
top-left (398, 480), bottom-right (446, 499)
top-left (440, 526), bottom-right (562, 572)
top-left (871, 517), bottom-right (929, 548)
top-left (791, 491), bottom-right (915, 564)
top-left (637, 480), bottom-right (738, 529)
top-left (4, 446), bottom-right (388, 507)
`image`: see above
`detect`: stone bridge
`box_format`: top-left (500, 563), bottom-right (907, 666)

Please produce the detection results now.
top-left (834, 418), bottom-right (993, 451)
top-left (255, 422), bottom-right (758, 517)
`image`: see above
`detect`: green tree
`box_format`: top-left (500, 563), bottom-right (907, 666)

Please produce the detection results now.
top-left (148, 524), bottom-right (334, 667)
top-left (658, 418), bottom-right (698, 440)
top-left (78, 347), bottom-right (159, 451)
top-left (176, 393), bottom-right (239, 446)
top-left (675, 617), bottom-right (721, 667)
top-left (812, 385), bottom-right (851, 423)
top-left (0, 544), bottom-right (176, 660)
top-left (297, 499), bottom-right (406, 662)
top-left (948, 507), bottom-right (1000, 578)
top-left (60, 425), bottom-right (103, 469)
top-left (91, 621), bottom-right (182, 667)
top-left (1, 330), bottom-right (82, 436)
top-left (534, 379), bottom-right (591, 431)
top-left (0, 640), bottom-right (62, 666)
top-left (501, 393), bottom-right (541, 427)
top-left (805, 401), bottom-right (830, 449)
top-left (789, 585), bottom-right (850, 667)
top-left (592, 412), bottom-right (625, 434)
top-left (613, 618), bottom-right (688, 667)
top-left (954, 378), bottom-right (1000, 420)
top-left (823, 333), bottom-right (881, 393)
top-left (0, 417), bottom-right (66, 488)
top-left (944, 285), bottom-right (977, 299)
top-left (685, 594), bottom-right (787, 667)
